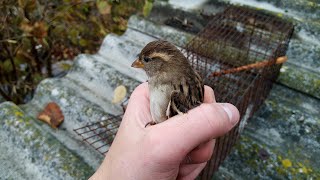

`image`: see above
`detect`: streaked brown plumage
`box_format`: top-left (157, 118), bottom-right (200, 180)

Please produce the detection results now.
top-left (132, 40), bottom-right (204, 126)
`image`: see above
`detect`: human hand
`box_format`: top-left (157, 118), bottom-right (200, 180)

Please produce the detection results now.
top-left (90, 82), bottom-right (239, 180)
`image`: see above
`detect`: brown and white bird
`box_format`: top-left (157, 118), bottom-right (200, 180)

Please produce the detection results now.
top-left (131, 40), bottom-right (204, 126)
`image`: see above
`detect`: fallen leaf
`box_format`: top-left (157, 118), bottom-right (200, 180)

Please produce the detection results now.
top-left (97, 0), bottom-right (111, 15)
top-left (282, 159), bottom-right (292, 168)
top-left (112, 85), bottom-right (127, 103)
top-left (37, 102), bottom-right (64, 128)
top-left (6, 39), bottom-right (18, 44)
top-left (143, 0), bottom-right (153, 17)
top-left (20, 21), bottom-right (34, 34)
top-left (32, 21), bottom-right (48, 38)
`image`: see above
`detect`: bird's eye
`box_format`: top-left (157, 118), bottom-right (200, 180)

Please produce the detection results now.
top-left (143, 57), bottom-right (152, 62)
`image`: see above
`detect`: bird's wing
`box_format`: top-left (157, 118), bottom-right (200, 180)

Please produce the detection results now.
top-left (166, 72), bottom-right (204, 118)
top-left (166, 90), bottom-right (190, 118)
top-left (188, 72), bottom-right (204, 106)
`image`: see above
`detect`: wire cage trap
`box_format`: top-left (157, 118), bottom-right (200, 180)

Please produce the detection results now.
top-left (186, 6), bottom-right (294, 179)
top-left (74, 6), bottom-right (294, 179)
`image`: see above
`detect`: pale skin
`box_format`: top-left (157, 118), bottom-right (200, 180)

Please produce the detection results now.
top-left (90, 82), bottom-right (240, 180)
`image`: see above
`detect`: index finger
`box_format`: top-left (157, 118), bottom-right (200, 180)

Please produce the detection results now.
top-left (127, 82), bottom-right (150, 108)
top-left (203, 85), bottom-right (215, 103)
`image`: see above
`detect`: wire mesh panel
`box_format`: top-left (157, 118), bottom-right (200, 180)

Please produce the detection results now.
top-left (74, 114), bottom-right (122, 155)
top-left (74, 5), bottom-right (294, 179)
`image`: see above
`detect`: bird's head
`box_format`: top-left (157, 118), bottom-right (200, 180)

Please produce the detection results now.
top-left (131, 40), bottom-right (187, 77)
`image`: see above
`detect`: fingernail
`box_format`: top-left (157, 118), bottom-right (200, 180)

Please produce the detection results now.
top-left (221, 103), bottom-right (237, 125)
top-left (212, 139), bottom-right (216, 149)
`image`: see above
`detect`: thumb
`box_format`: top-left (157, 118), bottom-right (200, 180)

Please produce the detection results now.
top-left (153, 103), bottom-right (239, 159)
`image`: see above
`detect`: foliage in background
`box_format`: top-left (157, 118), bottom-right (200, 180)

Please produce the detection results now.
top-left (0, 0), bottom-right (152, 104)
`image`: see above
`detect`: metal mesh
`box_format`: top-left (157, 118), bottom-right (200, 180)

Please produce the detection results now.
top-left (74, 114), bottom-right (122, 154)
top-left (74, 6), bottom-right (294, 178)
top-left (188, 6), bottom-right (294, 179)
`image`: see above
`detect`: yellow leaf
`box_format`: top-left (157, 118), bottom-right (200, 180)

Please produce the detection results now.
top-left (15, 111), bottom-right (24, 117)
top-left (282, 159), bottom-right (292, 168)
top-left (20, 21), bottom-right (34, 34)
top-left (60, 63), bottom-right (72, 71)
top-left (79, 39), bottom-right (88, 47)
top-left (143, 0), bottom-right (153, 17)
top-left (112, 85), bottom-right (127, 103)
top-left (97, 0), bottom-right (111, 15)
top-left (6, 39), bottom-right (18, 44)
top-left (18, 0), bottom-right (26, 8)
top-left (38, 114), bottom-right (51, 124)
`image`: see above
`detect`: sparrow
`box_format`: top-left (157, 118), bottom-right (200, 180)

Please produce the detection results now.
top-left (131, 40), bottom-right (204, 126)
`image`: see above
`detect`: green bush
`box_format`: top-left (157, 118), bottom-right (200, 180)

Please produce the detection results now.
top-left (0, 0), bottom-right (150, 104)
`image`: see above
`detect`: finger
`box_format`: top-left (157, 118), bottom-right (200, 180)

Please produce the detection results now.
top-left (124, 82), bottom-right (152, 126)
top-left (153, 103), bottom-right (239, 159)
top-left (126, 82), bottom-right (150, 114)
top-left (203, 86), bottom-right (215, 103)
top-left (128, 82), bottom-right (149, 104)
top-left (177, 163), bottom-right (207, 180)
top-left (182, 139), bottom-right (215, 164)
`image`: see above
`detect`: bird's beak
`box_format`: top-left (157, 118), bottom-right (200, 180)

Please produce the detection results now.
top-left (131, 59), bottom-right (144, 68)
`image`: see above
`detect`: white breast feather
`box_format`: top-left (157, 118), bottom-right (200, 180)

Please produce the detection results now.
top-left (149, 85), bottom-right (171, 123)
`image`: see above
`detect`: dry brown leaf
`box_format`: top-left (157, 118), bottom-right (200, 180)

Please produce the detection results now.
top-left (20, 21), bottom-right (34, 34)
top-left (32, 21), bottom-right (48, 38)
top-left (112, 85), bottom-right (127, 103)
top-left (37, 102), bottom-right (64, 128)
